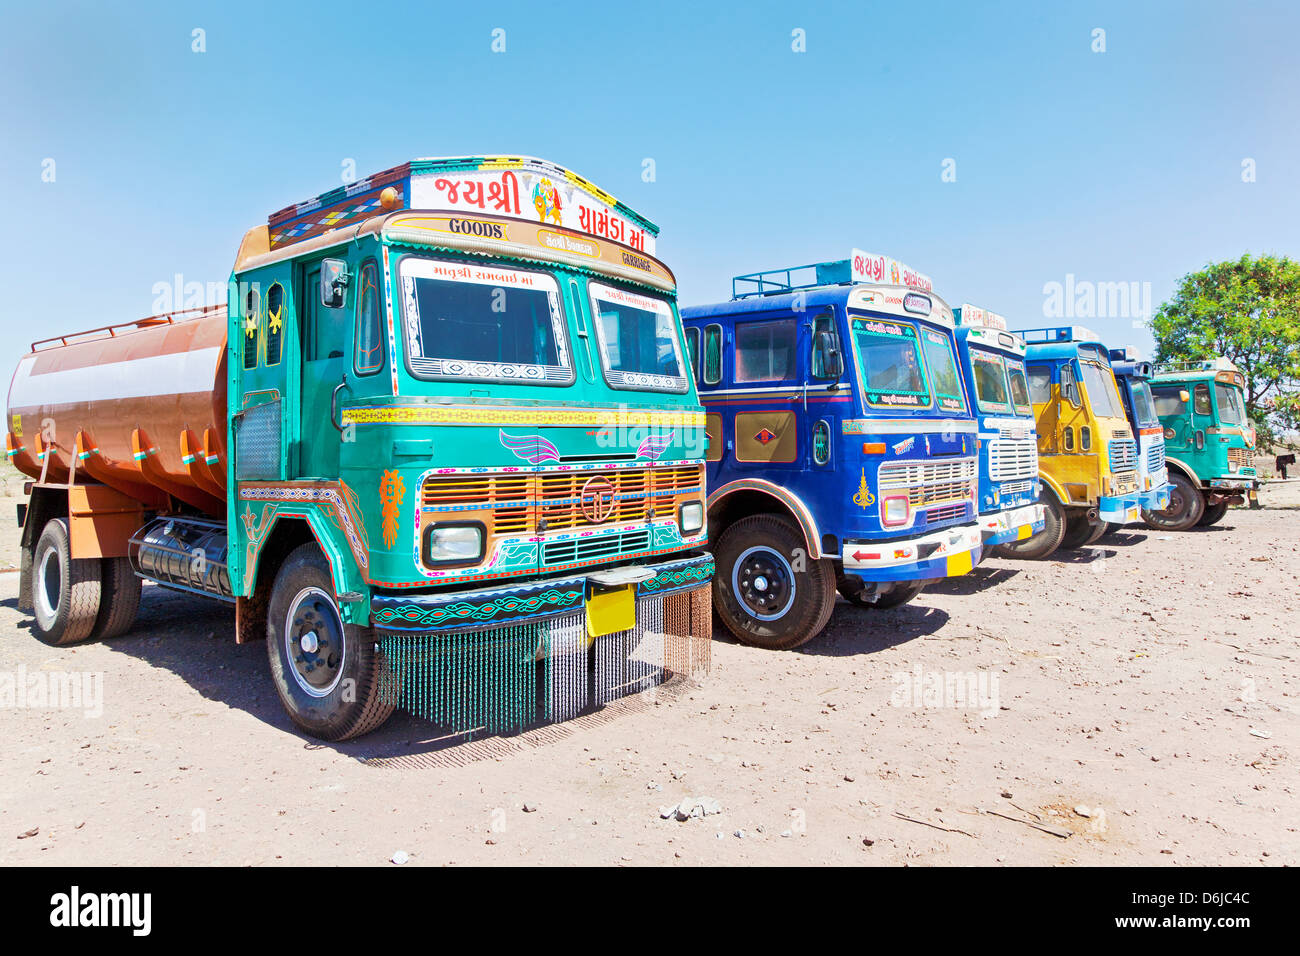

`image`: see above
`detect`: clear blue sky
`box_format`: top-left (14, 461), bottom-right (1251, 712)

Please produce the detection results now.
top-left (3, 0), bottom-right (1297, 386)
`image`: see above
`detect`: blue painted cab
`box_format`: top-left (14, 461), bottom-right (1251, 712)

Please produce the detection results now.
top-left (1107, 348), bottom-right (1172, 518)
top-left (681, 252), bottom-right (981, 649)
top-left (951, 305), bottom-right (1045, 549)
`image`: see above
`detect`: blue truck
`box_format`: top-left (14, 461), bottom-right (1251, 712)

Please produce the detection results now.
top-left (951, 305), bottom-right (1045, 552)
top-left (1106, 348), bottom-right (1172, 532)
top-left (681, 251), bottom-right (982, 649)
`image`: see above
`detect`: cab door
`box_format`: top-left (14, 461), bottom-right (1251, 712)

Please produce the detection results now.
top-left (296, 260), bottom-right (348, 478)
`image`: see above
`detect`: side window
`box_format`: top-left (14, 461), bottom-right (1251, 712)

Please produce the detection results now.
top-left (684, 327), bottom-right (701, 383)
top-left (354, 260), bottom-right (384, 375)
top-left (1193, 383), bottom-right (1212, 416)
top-left (703, 324), bottom-right (722, 385)
top-left (265, 283), bottom-right (284, 366)
top-left (810, 312), bottom-right (838, 379)
top-left (1027, 364), bottom-right (1051, 403)
top-left (735, 318), bottom-right (796, 383)
top-left (242, 287), bottom-right (260, 370)
top-left (1151, 386), bottom-right (1187, 417)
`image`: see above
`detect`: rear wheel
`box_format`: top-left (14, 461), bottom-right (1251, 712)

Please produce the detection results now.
top-left (266, 542), bottom-right (395, 740)
top-left (1197, 500), bottom-right (1230, 526)
top-left (1058, 513), bottom-right (1098, 550)
top-left (838, 579), bottom-right (926, 610)
top-left (92, 556), bottom-right (141, 639)
top-left (1142, 472), bottom-right (1204, 531)
top-left (997, 494), bottom-right (1066, 560)
top-left (1099, 522), bottom-right (1121, 539)
top-left (713, 514), bottom-right (836, 650)
top-left (31, 519), bottom-right (103, 646)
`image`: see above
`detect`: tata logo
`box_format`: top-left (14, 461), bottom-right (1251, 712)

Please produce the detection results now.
top-left (754, 428), bottom-right (778, 445)
top-left (579, 476), bottom-right (616, 523)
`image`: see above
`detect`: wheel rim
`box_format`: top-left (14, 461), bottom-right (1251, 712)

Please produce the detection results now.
top-left (1151, 484), bottom-right (1188, 526)
top-left (284, 587), bottom-right (345, 698)
top-left (35, 546), bottom-right (60, 624)
top-left (732, 546), bottom-right (796, 621)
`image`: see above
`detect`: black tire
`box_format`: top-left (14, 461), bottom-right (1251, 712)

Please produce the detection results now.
top-left (266, 542), bottom-right (395, 740)
top-left (713, 514), bottom-right (836, 650)
top-left (1197, 501), bottom-right (1229, 526)
top-left (1082, 520), bottom-right (1109, 546)
top-left (998, 494), bottom-right (1066, 560)
top-left (838, 579), bottom-right (926, 610)
top-left (1057, 513), bottom-right (1098, 550)
top-left (30, 518), bottom-right (103, 646)
top-left (1142, 472), bottom-right (1204, 531)
top-left (91, 556), bottom-right (141, 640)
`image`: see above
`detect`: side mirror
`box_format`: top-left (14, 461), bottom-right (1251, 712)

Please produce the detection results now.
top-left (814, 329), bottom-right (844, 379)
top-left (1060, 365), bottom-right (1081, 407)
top-left (1179, 389), bottom-right (1190, 403)
top-left (320, 258), bottom-right (349, 309)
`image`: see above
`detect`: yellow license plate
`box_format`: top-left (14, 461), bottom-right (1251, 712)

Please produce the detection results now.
top-left (1016, 524), bottom-right (1032, 540)
top-left (586, 585), bottom-right (635, 637)
top-left (1126, 507), bottom-right (1139, 521)
top-left (945, 550), bottom-right (974, 576)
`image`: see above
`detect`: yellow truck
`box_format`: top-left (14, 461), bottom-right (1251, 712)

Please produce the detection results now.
top-left (999, 327), bottom-right (1141, 559)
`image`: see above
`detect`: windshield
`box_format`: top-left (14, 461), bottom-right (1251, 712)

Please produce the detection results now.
top-left (920, 328), bottom-right (966, 413)
top-left (1215, 382), bottom-right (1246, 424)
top-left (850, 316), bottom-right (928, 409)
top-left (1130, 380), bottom-right (1159, 426)
top-left (588, 281), bottom-right (687, 393)
top-left (1006, 357), bottom-right (1032, 414)
top-left (1079, 361), bottom-right (1122, 418)
top-left (970, 348), bottom-right (1011, 413)
top-left (398, 257), bottom-right (571, 384)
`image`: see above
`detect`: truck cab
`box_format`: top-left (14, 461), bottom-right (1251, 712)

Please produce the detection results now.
top-left (951, 305), bottom-right (1045, 551)
top-left (1144, 358), bottom-right (1258, 529)
top-left (1106, 348), bottom-right (1172, 528)
top-left (682, 251), bottom-right (981, 650)
top-left (1001, 326), bottom-right (1140, 559)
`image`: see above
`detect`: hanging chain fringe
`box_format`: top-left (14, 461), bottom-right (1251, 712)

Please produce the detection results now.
top-left (377, 586), bottom-right (711, 739)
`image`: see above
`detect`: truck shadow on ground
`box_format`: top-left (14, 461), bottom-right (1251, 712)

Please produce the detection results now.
top-left (10, 584), bottom-right (708, 764)
top-left (799, 602), bottom-right (952, 658)
top-left (1096, 531), bottom-right (1150, 547)
top-left (922, 565), bottom-right (1022, 596)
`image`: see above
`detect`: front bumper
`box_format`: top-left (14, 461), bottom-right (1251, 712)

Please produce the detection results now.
top-left (1097, 493), bottom-right (1142, 524)
top-left (370, 552), bottom-right (713, 633)
top-left (1208, 477), bottom-right (1258, 492)
top-left (1139, 483), bottom-right (1171, 512)
top-left (841, 521), bottom-right (982, 583)
top-left (982, 503), bottom-right (1046, 548)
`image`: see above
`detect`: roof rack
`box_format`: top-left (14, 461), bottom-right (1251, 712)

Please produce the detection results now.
top-left (30, 304), bottom-right (226, 352)
top-left (732, 260), bottom-right (853, 300)
top-left (1016, 325), bottom-right (1102, 345)
top-left (1151, 357), bottom-right (1239, 375)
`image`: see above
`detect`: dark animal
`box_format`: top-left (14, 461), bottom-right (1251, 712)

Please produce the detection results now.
top-left (1277, 453), bottom-right (1296, 479)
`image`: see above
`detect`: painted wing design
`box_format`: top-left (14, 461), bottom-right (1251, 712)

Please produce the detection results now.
top-left (499, 430), bottom-right (560, 464)
top-left (636, 430), bottom-right (675, 461)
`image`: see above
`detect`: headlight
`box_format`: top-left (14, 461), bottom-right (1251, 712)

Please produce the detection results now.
top-left (424, 524), bottom-right (484, 565)
top-left (679, 501), bottom-right (705, 534)
top-left (882, 495), bottom-right (910, 527)
top-left (1228, 461), bottom-right (1239, 473)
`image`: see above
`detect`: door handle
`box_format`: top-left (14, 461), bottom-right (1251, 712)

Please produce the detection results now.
top-left (331, 376), bottom-right (351, 433)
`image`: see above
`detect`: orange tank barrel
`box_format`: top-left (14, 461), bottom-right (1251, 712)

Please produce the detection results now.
top-left (6, 306), bottom-right (228, 517)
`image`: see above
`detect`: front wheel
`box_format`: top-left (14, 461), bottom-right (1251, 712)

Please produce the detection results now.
top-left (998, 494), bottom-right (1066, 560)
top-left (713, 514), bottom-right (836, 650)
top-left (266, 542), bottom-right (395, 741)
top-left (838, 579), bottom-right (926, 610)
top-left (1197, 501), bottom-right (1230, 526)
top-left (1142, 472), bottom-right (1204, 531)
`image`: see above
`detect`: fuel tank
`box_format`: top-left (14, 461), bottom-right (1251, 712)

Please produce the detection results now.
top-left (6, 307), bottom-right (228, 516)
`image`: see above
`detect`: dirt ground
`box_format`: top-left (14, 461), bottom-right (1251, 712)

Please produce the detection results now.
top-left (1, 478), bottom-right (1296, 866)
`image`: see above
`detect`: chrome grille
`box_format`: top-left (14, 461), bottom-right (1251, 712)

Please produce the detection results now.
top-left (925, 503), bottom-right (966, 525)
top-left (989, 439), bottom-right (1037, 482)
top-left (878, 458), bottom-right (977, 508)
top-left (1146, 440), bottom-right (1165, 472)
top-left (1109, 438), bottom-right (1137, 472)
top-left (542, 529), bottom-right (652, 566)
top-left (1228, 447), bottom-right (1249, 467)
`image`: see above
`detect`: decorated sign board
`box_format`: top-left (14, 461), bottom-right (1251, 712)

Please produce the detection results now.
top-left (268, 156), bottom-right (659, 255)
top-left (849, 249), bottom-right (934, 293)
top-left (953, 303), bottom-right (1009, 330)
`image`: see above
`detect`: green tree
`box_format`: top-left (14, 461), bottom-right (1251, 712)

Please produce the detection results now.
top-left (1151, 253), bottom-right (1300, 450)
